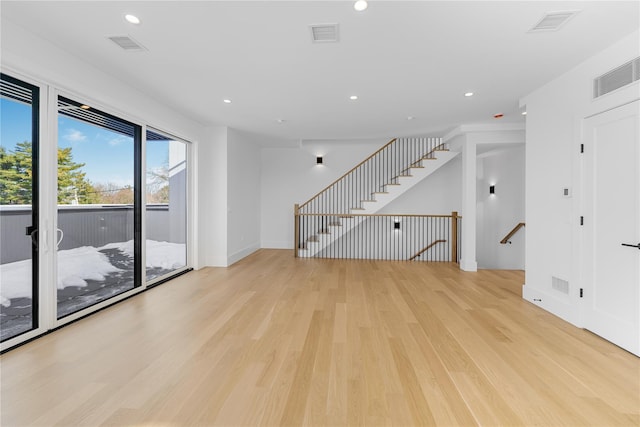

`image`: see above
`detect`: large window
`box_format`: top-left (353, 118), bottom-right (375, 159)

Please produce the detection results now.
top-left (56, 96), bottom-right (142, 319)
top-left (146, 129), bottom-right (188, 283)
top-left (1, 75), bottom-right (192, 351)
top-left (0, 74), bottom-right (40, 342)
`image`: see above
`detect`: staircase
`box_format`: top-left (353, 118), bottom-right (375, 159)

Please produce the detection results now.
top-left (296, 137), bottom-right (459, 258)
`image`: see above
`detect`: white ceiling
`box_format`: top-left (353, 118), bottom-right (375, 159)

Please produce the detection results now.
top-left (2, 1), bottom-right (639, 142)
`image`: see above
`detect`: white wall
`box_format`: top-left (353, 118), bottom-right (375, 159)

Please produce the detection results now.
top-left (476, 146), bottom-right (525, 269)
top-left (521, 30), bottom-right (639, 326)
top-left (377, 156), bottom-right (462, 215)
top-left (260, 138), bottom-right (388, 248)
top-left (227, 128), bottom-right (262, 264)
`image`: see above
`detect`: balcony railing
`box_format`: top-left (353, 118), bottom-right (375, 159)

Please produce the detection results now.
top-left (0, 204), bottom-right (179, 264)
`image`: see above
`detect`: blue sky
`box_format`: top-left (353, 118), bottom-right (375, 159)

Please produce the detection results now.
top-left (1, 98), bottom-right (167, 187)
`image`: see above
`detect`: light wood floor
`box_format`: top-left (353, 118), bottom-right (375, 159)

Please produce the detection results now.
top-left (1, 249), bottom-right (638, 426)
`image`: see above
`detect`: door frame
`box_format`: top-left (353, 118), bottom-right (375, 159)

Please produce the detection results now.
top-left (0, 70), bottom-right (48, 350)
top-left (579, 100), bottom-right (640, 355)
top-left (51, 88), bottom-right (146, 328)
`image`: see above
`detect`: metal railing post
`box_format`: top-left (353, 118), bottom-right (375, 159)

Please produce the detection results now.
top-left (294, 204), bottom-right (300, 258)
top-left (451, 211), bottom-right (458, 263)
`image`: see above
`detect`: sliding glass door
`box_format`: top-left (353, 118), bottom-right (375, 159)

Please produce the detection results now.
top-left (1, 75), bottom-right (191, 350)
top-left (146, 129), bottom-right (188, 283)
top-left (56, 96), bottom-right (141, 319)
top-left (0, 74), bottom-right (40, 342)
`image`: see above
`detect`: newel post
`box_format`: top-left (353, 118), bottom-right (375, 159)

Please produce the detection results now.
top-left (451, 211), bottom-right (458, 263)
top-left (294, 204), bottom-right (300, 258)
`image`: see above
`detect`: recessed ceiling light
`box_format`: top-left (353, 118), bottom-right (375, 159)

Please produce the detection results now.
top-left (407, 116), bottom-right (415, 121)
top-left (521, 111), bottom-right (527, 116)
top-left (464, 92), bottom-right (474, 97)
top-left (354, 0), bottom-right (368, 11)
top-left (350, 95), bottom-right (358, 100)
top-left (276, 119), bottom-right (285, 123)
top-left (223, 99), bottom-right (232, 104)
top-left (125, 14), bottom-right (140, 25)
top-left (80, 105), bottom-right (90, 110)
top-left (494, 113), bottom-right (504, 119)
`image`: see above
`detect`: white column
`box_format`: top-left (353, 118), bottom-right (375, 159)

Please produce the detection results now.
top-left (197, 126), bottom-right (228, 267)
top-left (460, 135), bottom-right (478, 271)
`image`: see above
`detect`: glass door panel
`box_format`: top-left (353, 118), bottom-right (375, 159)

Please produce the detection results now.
top-left (146, 129), bottom-right (187, 283)
top-left (0, 74), bottom-right (39, 342)
top-left (56, 96), bottom-right (141, 318)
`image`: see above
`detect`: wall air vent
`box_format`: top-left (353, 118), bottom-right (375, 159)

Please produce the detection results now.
top-left (594, 57), bottom-right (640, 98)
top-left (107, 35), bottom-right (147, 52)
top-left (310, 24), bottom-right (339, 43)
top-left (551, 276), bottom-right (570, 295)
top-left (529, 10), bottom-right (580, 32)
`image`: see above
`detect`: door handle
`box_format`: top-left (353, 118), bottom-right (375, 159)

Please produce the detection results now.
top-left (26, 227), bottom-right (38, 247)
top-left (621, 243), bottom-right (640, 249)
top-left (56, 228), bottom-right (64, 248)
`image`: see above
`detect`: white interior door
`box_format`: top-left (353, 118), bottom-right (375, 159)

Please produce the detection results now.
top-left (583, 100), bottom-right (640, 356)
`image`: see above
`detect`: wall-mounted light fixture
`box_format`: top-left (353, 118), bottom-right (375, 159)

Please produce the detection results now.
top-left (394, 219), bottom-right (401, 230)
top-left (316, 156), bottom-right (323, 165)
top-left (489, 185), bottom-right (496, 194)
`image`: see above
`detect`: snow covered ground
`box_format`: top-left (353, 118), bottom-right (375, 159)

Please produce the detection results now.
top-left (0, 240), bottom-right (186, 307)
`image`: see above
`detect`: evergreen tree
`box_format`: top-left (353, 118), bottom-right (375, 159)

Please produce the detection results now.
top-left (0, 141), bottom-right (99, 204)
top-left (0, 141), bottom-right (34, 204)
top-left (56, 146), bottom-right (99, 204)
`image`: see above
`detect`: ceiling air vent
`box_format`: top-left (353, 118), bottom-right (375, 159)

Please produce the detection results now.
top-left (107, 35), bottom-right (147, 52)
top-left (594, 57), bottom-right (640, 98)
top-left (529, 10), bottom-right (580, 32)
top-left (310, 24), bottom-right (339, 43)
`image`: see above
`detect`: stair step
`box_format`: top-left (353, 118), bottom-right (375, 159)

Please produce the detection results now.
top-left (297, 145), bottom-right (458, 258)
top-left (403, 166), bottom-right (424, 172)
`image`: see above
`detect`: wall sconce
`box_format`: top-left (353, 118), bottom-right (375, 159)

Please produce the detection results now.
top-left (489, 185), bottom-right (495, 195)
top-left (316, 156), bottom-right (323, 165)
top-left (394, 220), bottom-right (401, 230)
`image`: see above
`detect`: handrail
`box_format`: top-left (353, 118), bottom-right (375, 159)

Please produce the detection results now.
top-left (297, 213), bottom-right (460, 218)
top-left (299, 137), bottom-right (445, 215)
top-left (409, 240), bottom-right (446, 260)
top-left (500, 222), bottom-right (525, 244)
top-left (299, 138), bottom-right (397, 210)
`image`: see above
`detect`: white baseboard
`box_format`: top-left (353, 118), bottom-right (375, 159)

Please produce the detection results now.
top-left (200, 255), bottom-right (229, 268)
top-left (460, 258), bottom-right (478, 272)
top-left (261, 240), bottom-right (291, 249)
top-left (227, 243), bottom-right (260, 266)
top-left (522, 284), bottom-right (580, 327)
